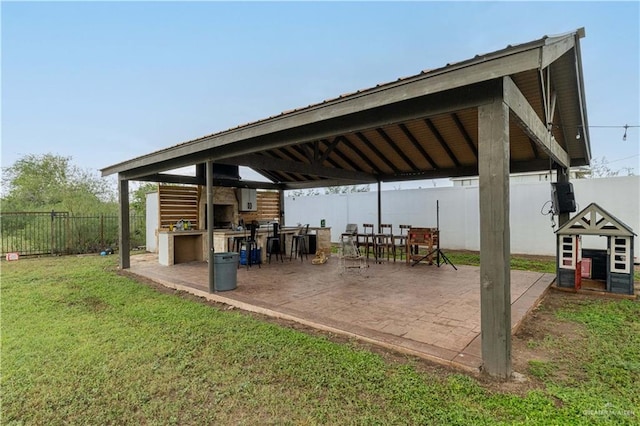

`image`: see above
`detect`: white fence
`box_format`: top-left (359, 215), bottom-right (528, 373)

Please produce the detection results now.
top-left (284, 175), bottom-right (639, 257)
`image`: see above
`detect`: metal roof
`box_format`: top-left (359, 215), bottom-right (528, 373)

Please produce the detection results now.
top-left (102, 28), bottom-right (591, 189)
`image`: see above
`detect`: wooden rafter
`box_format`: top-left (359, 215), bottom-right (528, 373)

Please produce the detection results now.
top-left (375, 128), bottom-right (419, 170)
top-left (342, 134), bottom-right (384, 174)
top-left (322, 137), bottom-right (365, 172)
top-left (397, 123), bottom-right (438, 169)
top-left (355, 132), bottom-right (399, 174)
top-left (451, 113), bottom-right (478, 159)
top-left (424, 118), bottom-right (461, 167)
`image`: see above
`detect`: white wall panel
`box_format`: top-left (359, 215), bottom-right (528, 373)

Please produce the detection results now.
top-left (284, 176), bottom-right (639, 257)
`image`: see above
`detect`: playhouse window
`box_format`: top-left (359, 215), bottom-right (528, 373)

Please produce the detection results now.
top-left (610, 237), bottom-right (630, 274)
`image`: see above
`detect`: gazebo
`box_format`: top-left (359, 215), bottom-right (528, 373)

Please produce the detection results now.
top-left (102, 28), bottom-right (592, 378)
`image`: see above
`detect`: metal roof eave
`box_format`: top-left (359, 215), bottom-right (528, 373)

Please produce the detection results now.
top-left (101, 29), bottom-right (588, 182)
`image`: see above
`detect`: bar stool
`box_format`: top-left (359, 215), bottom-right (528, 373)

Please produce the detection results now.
top-left (374, 223), bottom-right (394, 263)
top-left (232, 236), bottom-right (247, 255)
top-left (290, 224), bottom-right (309, 261)
top-left (266, 223), bottom-right (284, 263)
top-left (357, 223), bottom-right (375, 259)
top-left (243, 223), bottom-right (260, 269)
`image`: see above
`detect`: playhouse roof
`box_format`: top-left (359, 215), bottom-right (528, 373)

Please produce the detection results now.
top-left (556, 202), bottom-right (636, 237)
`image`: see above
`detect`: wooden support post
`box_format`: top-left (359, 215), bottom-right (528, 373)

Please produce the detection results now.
top-left (279, 189), bottom-right (285, 225)
top-left (118, 177), bottom-right (131, 269)
top-left (377, 180), bottom-right (382, 232)
top-left (478, 98), bottom-right (512, 378)
top-left (207, 161), bottom-right (216, 293)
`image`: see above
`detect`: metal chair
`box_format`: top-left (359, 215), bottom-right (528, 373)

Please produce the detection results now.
top-left (290, 224), bottom-right (309, 261)
top-left (266, 222), bottom-right (284, 263)
top-left (341, 223), bottom-right (358, 239)
top-left (393, 224), bottom-right (411, 262)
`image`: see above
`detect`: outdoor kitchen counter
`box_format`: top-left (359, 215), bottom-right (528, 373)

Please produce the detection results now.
top-left (158, 230), bottom-right (207, 266)
top-left (158, 227), bottom-right (331, 265)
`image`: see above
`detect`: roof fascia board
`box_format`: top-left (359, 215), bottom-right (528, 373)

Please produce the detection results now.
top-left (502, 76), bottom-right (570, 168)
top-left (573, 30), bottom-right (592, 163)
top-left (220, 154), bottom-right (376, 182)
top-left (540, 35), bottom-right (576, 69)
top-left (102, 49), bottom-right (539, 177)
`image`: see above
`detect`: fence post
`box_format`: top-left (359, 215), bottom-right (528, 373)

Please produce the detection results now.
top-left (100, 214), bottom-right (105, 250)
top-left (50, 210), bottom-right (55, 256)
top-left (65, 213), bottom-right (71, 255)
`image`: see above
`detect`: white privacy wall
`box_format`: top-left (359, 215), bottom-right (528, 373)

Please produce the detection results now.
top-left (284, 176), bottom-right (639, 256)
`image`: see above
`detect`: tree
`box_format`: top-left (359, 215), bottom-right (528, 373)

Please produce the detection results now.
top-left (575, 156), bottom-right (635, 179)
top-left (287, 188), bottom-right (321, 197)
top-left (286, 184), bottom-right (370, 197)
top-left (324, 184), bottom-right (370, 195)
top-left (130, 182), bottom-right (158, 215)
top-left (1, 153), bottom-right (116, 214)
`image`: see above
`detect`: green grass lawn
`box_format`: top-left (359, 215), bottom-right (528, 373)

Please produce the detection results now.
top-left (2, 255), bottom-right (638, 425)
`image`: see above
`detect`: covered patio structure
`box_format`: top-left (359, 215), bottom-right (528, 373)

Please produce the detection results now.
top-left (102, 28), bottom-right (592, 378)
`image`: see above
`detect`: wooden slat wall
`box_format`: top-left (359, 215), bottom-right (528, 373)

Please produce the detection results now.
top-left (159, 185), bottom-right (199, 229)
top-left (239, 190), bottom-right (281, 224)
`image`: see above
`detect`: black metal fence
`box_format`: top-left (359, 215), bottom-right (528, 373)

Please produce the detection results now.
top-left (0, 211), bottom-right (145, 256)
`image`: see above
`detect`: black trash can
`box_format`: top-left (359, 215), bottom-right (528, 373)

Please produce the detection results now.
top-left (213, 252), bottom-right (238, 291)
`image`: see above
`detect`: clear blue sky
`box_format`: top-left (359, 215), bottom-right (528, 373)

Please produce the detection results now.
top-left (2, 1), bottom-right (639, 184)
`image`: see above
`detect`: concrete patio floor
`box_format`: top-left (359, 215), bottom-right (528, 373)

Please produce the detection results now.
top-left (127, 253), bottom-right (554, 373)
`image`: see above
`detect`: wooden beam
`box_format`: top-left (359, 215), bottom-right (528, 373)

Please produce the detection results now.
top-left (283, 178), bottom-right (376, 190)
top-left (118, 177), bottom-right (130, 269)
top-left (502, 76), bottom-right (570, 168)
top-left (398, 123), bottom-right (438, 169)
top-left (135, 173), bottom-right (203, 185)
top-left (451, 113), bottom-right (478, 159)
top-left (129, 172), bottom-right (283, 190)
top-left (424, 118), bottom-right (461, 167)
top-left (342, 134), bottom-right (384, 174)
top-left (381, 166), bottom-right (478, 182)
top-left (322, 137), bottom-right (367, 172)
top-left (478, 97), bottom-right (512, 379)
top-left (376, 128), bottom-right (419, 170)
top-left (319, 137), bottom-right (340, 163)
top-left (221, 154), bottom-right (375, 182)
top-left (316, 140), bottom-right (344, 169)
top-left (355, 132), bottom-right (399, 173)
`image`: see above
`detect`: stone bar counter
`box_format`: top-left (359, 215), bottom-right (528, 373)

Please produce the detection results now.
top-left (158, 227), bottom-right (331, 266)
